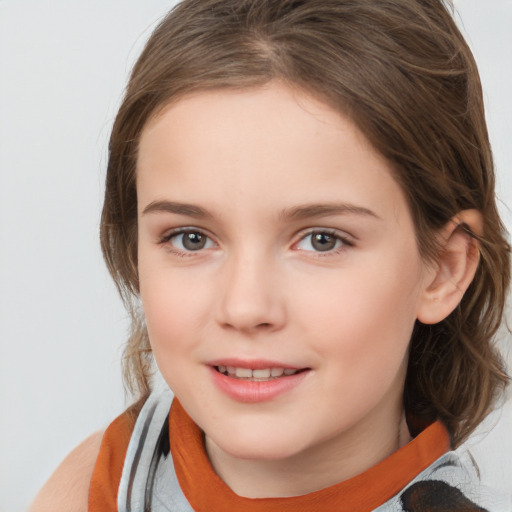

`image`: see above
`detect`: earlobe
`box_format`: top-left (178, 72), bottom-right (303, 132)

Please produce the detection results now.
top-left (417, 210), bottom-right (482, 325)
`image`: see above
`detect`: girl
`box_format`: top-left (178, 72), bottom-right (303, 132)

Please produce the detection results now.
top-left (31, 0), bottom-right (510, 510)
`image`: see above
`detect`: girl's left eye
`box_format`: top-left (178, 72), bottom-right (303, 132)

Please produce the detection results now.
top-left (164, 230), bottom-right (215, 252)
top-left (295, 231), bottom-right (351, 253)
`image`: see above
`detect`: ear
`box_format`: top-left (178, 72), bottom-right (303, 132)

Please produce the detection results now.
top-left (417, 210), bottom-right (482, 325)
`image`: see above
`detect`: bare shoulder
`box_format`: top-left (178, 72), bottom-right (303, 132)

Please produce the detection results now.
top-left (29, 429), bottom-right (105, 512)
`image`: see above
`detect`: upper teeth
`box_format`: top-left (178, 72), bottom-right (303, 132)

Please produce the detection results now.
top-left (217, 365), bottom-right (299, 379)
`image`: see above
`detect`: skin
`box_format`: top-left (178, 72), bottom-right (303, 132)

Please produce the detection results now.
top-left (29, 430), bottom-right (103, 512)
top-left (136, 81), bottom-right (440, 498)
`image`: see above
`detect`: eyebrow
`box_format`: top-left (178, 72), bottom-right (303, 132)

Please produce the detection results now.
top-left (141, 200), bottom-right (380, 221)
top-left (280, 202), bottom-right (381, 221)
top-left (142, 200), bottom-right (213, 218)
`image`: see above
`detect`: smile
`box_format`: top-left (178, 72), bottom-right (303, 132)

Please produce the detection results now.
top-left (215, 365), bottom-right (301, 380)
top-left (209, 362), bottom-right (310, 403)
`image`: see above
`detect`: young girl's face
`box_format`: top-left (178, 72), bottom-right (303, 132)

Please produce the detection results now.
top-left (137, 82), bottom-right (434, 468)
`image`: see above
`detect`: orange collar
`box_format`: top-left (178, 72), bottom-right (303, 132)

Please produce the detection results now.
top-left (169, 399), bottom-right (450, 512)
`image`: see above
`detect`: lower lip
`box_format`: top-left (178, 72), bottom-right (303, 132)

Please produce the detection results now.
top-left (209, 367), bottom-right (310, 403)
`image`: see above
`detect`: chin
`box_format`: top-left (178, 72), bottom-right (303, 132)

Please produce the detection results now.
top-left (209, 427), bottom-right (313, 462)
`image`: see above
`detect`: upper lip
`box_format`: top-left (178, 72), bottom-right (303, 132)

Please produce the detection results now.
top-left (207, 358), bottom-right (306, 370)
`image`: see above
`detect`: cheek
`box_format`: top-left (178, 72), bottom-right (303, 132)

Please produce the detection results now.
top-left (138, 263), bottom-right (211, 356)
top-left (139, 269), bottom-right (214, 401)
top-left (293, 251), bottom-right (424, 372)
top-left (300, 276), bottom-right (417, 419)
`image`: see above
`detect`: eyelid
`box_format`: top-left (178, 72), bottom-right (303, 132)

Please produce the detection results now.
top-left (158, 226), bottom-right (218, 253)
top-left (156, 226), bottom-right (354, 255)
top-left (292, 228), bottom-right (355, 252)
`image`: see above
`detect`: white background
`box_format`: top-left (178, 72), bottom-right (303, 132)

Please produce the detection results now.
top-left (0, 1), bottom-right (511, 511)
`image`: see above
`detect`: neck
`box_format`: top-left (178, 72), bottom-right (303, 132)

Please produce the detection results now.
top-left (205, 406), bottom-right (412, 498)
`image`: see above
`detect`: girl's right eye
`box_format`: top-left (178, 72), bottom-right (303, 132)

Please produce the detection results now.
top-left (162, 230), bottom-right (215, 252)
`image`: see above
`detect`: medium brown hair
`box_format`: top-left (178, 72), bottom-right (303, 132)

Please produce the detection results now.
top-left (100, 0), bottom-right (510, 446)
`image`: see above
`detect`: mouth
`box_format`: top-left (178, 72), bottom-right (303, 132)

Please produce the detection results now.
top-left (208, 361), bottom-right (311, 402)
top-left (213, 365), bottom-right (307, 381)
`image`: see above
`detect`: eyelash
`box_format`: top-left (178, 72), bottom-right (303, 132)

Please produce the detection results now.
top-left (158, 228), bottom-right (216, 257)
top-left (158, 227), bottom-right (354, 257)
top-left (294, 229), bottom-right (354, 256)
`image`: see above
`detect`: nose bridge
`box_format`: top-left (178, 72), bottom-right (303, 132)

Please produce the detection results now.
top-left (217, 244), bottom-right (285, 333)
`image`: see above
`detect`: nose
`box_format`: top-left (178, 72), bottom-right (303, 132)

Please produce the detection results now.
top-left (216, 252), bottom-right (286, 334)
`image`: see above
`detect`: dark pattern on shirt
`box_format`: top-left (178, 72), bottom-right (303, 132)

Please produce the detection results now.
top-left (401, 480), bottom-right (488, 512)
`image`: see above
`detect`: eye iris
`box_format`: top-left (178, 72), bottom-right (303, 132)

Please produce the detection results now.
top-left (312, 233), bottom-right (336, 251)
top-left (182, 232), bottom-right (206, 250)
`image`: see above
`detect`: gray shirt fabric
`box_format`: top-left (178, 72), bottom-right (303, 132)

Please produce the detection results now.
top-left (117, 386), bottom-right (508, 512)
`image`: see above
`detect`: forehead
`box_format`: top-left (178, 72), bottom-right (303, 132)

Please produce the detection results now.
top-left (136, 82), bottom-right (407, 224)
top-left (139, 83), bottom-right (376, 168)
